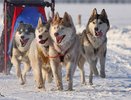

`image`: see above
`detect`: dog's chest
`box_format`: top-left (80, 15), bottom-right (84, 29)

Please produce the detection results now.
top-left (88, 34), bottom-right (106, 49)
top-left (83, 37), bottom-right (100, 59)
top-left (38, 47), bottom-right (49, 65)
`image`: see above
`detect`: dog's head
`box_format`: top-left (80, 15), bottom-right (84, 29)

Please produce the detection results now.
top-left (87, 8), bottom-right (110, 37)
top-left (35, 17), bottom-right (50, 46)
top-left (15, 22), bottom-right (35, 48)
top-left (50, 12), bottom-right (76, 45)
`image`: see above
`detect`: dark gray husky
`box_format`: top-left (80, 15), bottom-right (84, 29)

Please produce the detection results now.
top-left (78, 8), bottom-right (110, 85)
top-left (11, 22), bottom-right (35, 85)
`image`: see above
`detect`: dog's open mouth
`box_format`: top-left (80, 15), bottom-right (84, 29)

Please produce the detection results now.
top-left (95, 31), bottom-right (103, 37)
top-left (39, 38), bottom-right (48, 44)
top-left (56, 35), bottom-right (66, 43)
top-left (20, 38), bottom-right (29, 47)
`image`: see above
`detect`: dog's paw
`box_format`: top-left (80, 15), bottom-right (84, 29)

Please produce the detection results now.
top-left (89, 83), bottom-right (93, 85)
top-left (89, 82), bottom-right (93, 85)
top-left (37, 85), bottom-right (43, 89)
top-left (100, 72), bottom-right (106, 78)
top-left (100, 74), bottom-right (106, 78)
top-left (20, 81), bottom-right (25, 85)
top-left (57, 86), bottom-right (63, 91)
top-left (36, 87), bottom-right (46, 92)
top-left (81, 81), bottom-right (87, 86)
top-left (66, 88), bottom-right (74, 91)
top-left (37, 83), bottom-right (45, 89)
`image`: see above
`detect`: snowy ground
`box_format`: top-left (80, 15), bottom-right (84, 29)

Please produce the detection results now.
top-left (0, 3), bottom-right (131, 100)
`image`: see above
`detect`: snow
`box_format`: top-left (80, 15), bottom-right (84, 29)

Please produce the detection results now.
top-left (0, 3), bottom-right (131, 100)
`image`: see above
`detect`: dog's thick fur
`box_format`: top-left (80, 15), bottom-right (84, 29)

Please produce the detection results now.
top-left (49, 12), bottom-right (81, 90)
top-left (78, 8), bottom-right (110, 85)
top-left (11, 22), bottom-right (35, 84)
top-left (28, 17), bottom-right (53, 89)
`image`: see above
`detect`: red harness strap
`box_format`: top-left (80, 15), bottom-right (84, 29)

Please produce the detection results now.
top-left (48, 53), bottom-right (62, 58)
top-left (48, 53), bottom-right (65, 62)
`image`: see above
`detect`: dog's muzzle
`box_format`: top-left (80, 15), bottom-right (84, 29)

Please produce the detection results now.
top-left (39, 38), bottom-right (48, 44)
top-left (56, 35), bottom-right (66, 44)
top-left (95, 31), bottom-right (103, 37)
top-left (20, 38), bottom-right (29, 47)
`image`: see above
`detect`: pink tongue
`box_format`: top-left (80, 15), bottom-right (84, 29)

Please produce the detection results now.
top-left (24, 39), bottom-right (28, 43)
top-left (21, 39), bottom-right (28, 46)
top-left (56, 36), bottom-right (62, 43)
top-left (96, 31), bottom-right (103, 37)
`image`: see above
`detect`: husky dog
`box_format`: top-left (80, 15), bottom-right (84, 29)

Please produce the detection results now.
top-left (28, 17), bottom-right (53, 89)
top-left (78, 8), bottom-right (110, 85)
top-left (49, 12), bottom-right (81, 90)
top-left (11, 22), bottom-right (35, 84)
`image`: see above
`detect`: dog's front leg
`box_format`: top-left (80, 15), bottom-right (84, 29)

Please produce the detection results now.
top-left (88, 59), bottom-right (98, 85)
top-left (22, 61), bottom-right (31, 85)
top-left (45, 65), bottom-right (53, 83)
top-left (11, 56), bottom-right (22, 83)
top-left (41, 68), bottom-right (46, 90)
top-left (50, 60), bottom-right (63, 90)
top-left (66, 61), bottom-right (77, 91)
top-left (31, 61), bottom-right (44, 89)
top-left (99, 47), bottom-right (107, 78)
top-left (78, 55), bottom-right (86, 84)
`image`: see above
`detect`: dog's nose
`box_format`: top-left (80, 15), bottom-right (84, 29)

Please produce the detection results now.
top-left (54, 32), bottom-right (59, 37)
top-left (21, 36), bottom-right (24, 39)
top-left (94, 27), bottom-right (98, 31)
top-left (38, 35), bottom-right (43, 39)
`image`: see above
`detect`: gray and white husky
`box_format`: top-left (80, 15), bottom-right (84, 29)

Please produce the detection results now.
top-left (11, 22), bottom-right (35, 85)
top-left (28, 17), bottom-right (53, 89)
top-left (49, 12), bottom-right (81, 90)
top-left (78, 8), bottom-right (110, 85)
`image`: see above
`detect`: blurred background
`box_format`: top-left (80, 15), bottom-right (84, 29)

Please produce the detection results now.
top-left (55, 0), bottom-right (131, 3)
top-left (0, 0), bottom-right (131, 3)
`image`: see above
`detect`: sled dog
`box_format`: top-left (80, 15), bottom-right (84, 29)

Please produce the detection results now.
top-left (49, 12), bottom-right (81, 90)
top-left (11, 22), bottom-right (35, 84)
top-left (28, 17), bottom-right (53, 89)
top-left (78, 8), bottom-right (110, 85)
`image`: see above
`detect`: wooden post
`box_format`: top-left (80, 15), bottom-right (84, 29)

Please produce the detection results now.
top-left (51, 0), bottom-right (55, 18)
top-left (78, 14), bottom-right (81, 27)
top-left (4, 0), bottom-right (7, 74)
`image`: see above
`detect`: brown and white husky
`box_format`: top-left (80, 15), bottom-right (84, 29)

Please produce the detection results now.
top-left (49, 12), bottom-right (82, 90)
top-left (28, 17), bottom-right (53, 89)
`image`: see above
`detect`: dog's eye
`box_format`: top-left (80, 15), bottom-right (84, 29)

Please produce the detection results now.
top-left (20, 29), bottom-right (23, 32)
top-left (54, 26), bottom-right (59, 29)
top-left (99, 22), bottom-right (102, 24)
top-left (61, 27), bottom-right (64, 30)
top-left (93, 22), bottom-right (96, 24)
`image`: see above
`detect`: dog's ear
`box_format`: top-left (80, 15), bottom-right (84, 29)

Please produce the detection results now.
top-left (19, 21), bottom-right (24, 24)
top-left (37, 16), bottom-right (43, 28)
top-left (101, 9), bottom-right (108, 18)
top-left (63, 12), bottom-right (71, 26)
top-left (63, 12), bottom-right (70, 22)
top-left (28, 24), bottom-right (35, 33)
top-left (91, 8), bottom-right (97, 17)
top-left (46, 18), bottom-right (51, 30)
top-left (19, 21), bottom-right (24, 26)
top-left (53, 12), bottom-right (59, 22)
